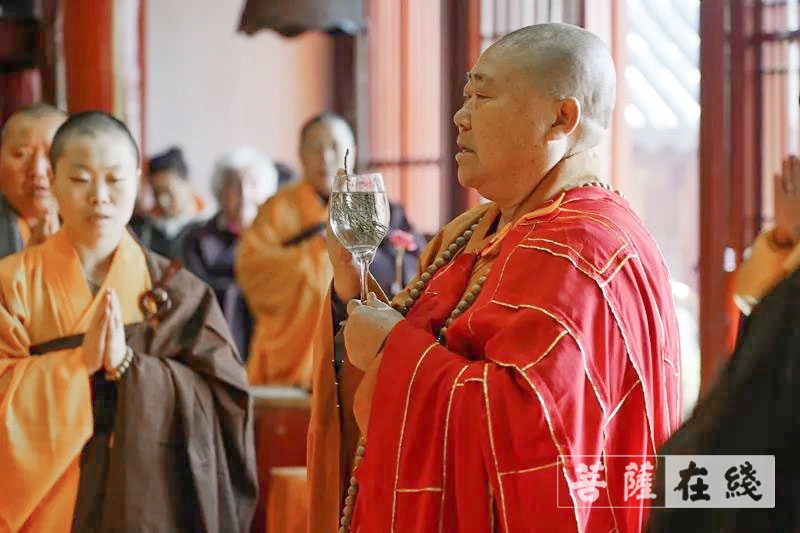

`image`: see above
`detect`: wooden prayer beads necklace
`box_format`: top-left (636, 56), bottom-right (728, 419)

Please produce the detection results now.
top-left (339, 438), bottom-right (366, 532)
top-left (390, 220), bottom-right (487, 345)
top-left (339, 182), bottom-right (620, 531)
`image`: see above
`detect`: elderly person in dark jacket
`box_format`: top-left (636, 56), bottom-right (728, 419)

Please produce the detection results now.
top-left (181, 147), bottom-right (278, 360)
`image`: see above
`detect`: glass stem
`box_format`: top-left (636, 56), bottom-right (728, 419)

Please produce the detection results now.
top-left (359, 257), bottom-right (370, 301)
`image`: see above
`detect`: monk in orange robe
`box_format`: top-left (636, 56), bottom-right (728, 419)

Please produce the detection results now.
top-left (0, 111), bottom-right (257, 532)
top-left (310, 24), bottom-right (682, 532)
top-left (0, 103), bottom-right (66, 253)
top-left (235, 112), bottom-right (354, 386)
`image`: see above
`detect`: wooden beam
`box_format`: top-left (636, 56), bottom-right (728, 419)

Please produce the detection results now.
top-left (440, 0), bottom-right (480, 224)
top-left (699, 0), bottom-right (731, 393)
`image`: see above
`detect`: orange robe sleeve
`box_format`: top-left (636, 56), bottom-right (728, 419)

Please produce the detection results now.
top-left (0, 256), bottom-right (92, 533)
top-left (349, 188), bottom-right (681, 533)
top-left (235, 181), bottom-right (332, 386)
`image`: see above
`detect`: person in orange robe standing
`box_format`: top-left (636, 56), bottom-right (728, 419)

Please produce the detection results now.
top-left (312, 23), bottom-right (682, 532)
top-left (0, 103), bottom-right (66, 253)
top-left (235, 112), bottom-right (353, 386)
top-left (0, 111), bottom-right (257, 532)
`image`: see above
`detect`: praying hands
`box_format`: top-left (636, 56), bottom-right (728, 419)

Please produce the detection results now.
top-left (81, 288), bottom-right (127, 374)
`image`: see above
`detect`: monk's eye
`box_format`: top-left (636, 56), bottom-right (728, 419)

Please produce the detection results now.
top-left (12, 149), bottom-right (32, 158)
top-left (69, 176), bottom-right (90, 183)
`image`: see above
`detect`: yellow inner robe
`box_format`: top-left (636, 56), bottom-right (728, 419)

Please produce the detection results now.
top-left (236, 179), bottom-right (332, 387)
top-left (0, 229), bottom-right (150, 532)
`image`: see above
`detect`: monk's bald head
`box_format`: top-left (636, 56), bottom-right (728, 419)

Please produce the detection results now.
top-left (50, 111), bottom-right (140, 169)
top-left (487, 23), bottom-right (616, 150)
top-left (1, 103), bottom-right (66, 144)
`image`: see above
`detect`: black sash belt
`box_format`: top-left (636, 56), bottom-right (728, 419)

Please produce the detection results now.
top-left (282, 222), bottom-right (326, 246)
top-left (29, 323), bottom-right (146, 356)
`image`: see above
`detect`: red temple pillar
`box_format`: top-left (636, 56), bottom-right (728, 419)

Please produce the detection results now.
top-left (61, 0), bottom-right (146, 154)
top-left (62, 0), bottom-right (115, 113)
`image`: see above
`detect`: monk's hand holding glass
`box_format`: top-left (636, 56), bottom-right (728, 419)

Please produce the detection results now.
top-left (343, 293), bottom-right (403, 370)
top-left (82, 289), bottom-right (112, 374)
top-left (103, 289), bottom-right (128, 372)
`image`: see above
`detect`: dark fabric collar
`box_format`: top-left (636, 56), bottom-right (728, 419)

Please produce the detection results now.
top-left (0, 193), bottom-right (23, 257)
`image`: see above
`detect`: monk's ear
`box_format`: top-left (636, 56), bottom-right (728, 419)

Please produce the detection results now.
top-left (546, 97), bottom-right (581, 140)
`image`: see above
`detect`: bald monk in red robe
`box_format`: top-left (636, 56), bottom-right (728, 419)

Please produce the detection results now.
top-left (309, 23), bottom-right (682, 532)
top-left (0, 111), bottom-right (257, 532)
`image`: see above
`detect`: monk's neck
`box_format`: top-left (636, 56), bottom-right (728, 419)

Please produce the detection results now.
top-left (498, 150), bottom-right (600, 227)
top-left (64, 229), bottom-right (119, 285)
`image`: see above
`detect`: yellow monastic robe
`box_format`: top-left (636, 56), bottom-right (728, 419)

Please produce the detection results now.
top-left (236, 179), bottom-right (332, 387)
top-left (0, 229), bottom-right (150, 532)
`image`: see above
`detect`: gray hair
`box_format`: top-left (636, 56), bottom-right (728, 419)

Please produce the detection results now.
top-left (210, 147), bottom-right (278, 203)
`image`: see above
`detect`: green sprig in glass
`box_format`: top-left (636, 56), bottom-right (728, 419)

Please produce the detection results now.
top-left (329, 150), bottom-right (391, 300)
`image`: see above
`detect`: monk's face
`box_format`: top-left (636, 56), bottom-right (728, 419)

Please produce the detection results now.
top-left (300, 120), bottom-right (355, 196)
top-left (0, 113), bottom-right (64, 219)
top-left (52, 133), bottom-right (139, 247)
top-left (453, 45), bottom-right (564, 205)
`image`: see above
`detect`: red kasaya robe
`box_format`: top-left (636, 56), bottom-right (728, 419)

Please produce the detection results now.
top-left (350, 185), bottom-right (682, 532)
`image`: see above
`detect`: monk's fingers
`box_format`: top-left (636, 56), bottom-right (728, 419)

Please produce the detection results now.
top-left (343, 321), bottom-right (379, 371)
top-left (108, 289), bottom-right (122, 321)
top-left (336, 167), bottom-right (347, 177)
top-left (790, 156), bottom-right (800, 194)
top-left (775, 172), bottom-right (785, 198)
top-left (89, 290), bottom-right (111, 332)
top-left (347, 298), bottom-right (363, 316)
top-left (781, 156), bottom-right (800, 195)
top-left (364, 292), bottom-right (394, 311)
top-left (44, 213), bottom-right (59, 234)
top-left (782, 157), bottom-right (792, 188)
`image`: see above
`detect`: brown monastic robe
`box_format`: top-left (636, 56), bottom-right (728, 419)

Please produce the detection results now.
top-left (0, 230), bottom-right (258, 532)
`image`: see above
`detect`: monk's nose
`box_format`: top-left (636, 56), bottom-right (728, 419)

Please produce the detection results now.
top-left (453, 105), bottom-right (470, 131)
top-left (90, 181), bottom-right (111, 205)
top-left (27, 149), bottom-right (50, 182)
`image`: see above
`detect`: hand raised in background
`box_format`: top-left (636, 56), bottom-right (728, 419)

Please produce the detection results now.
top-left (773, 155), bottom-right (800, 247)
